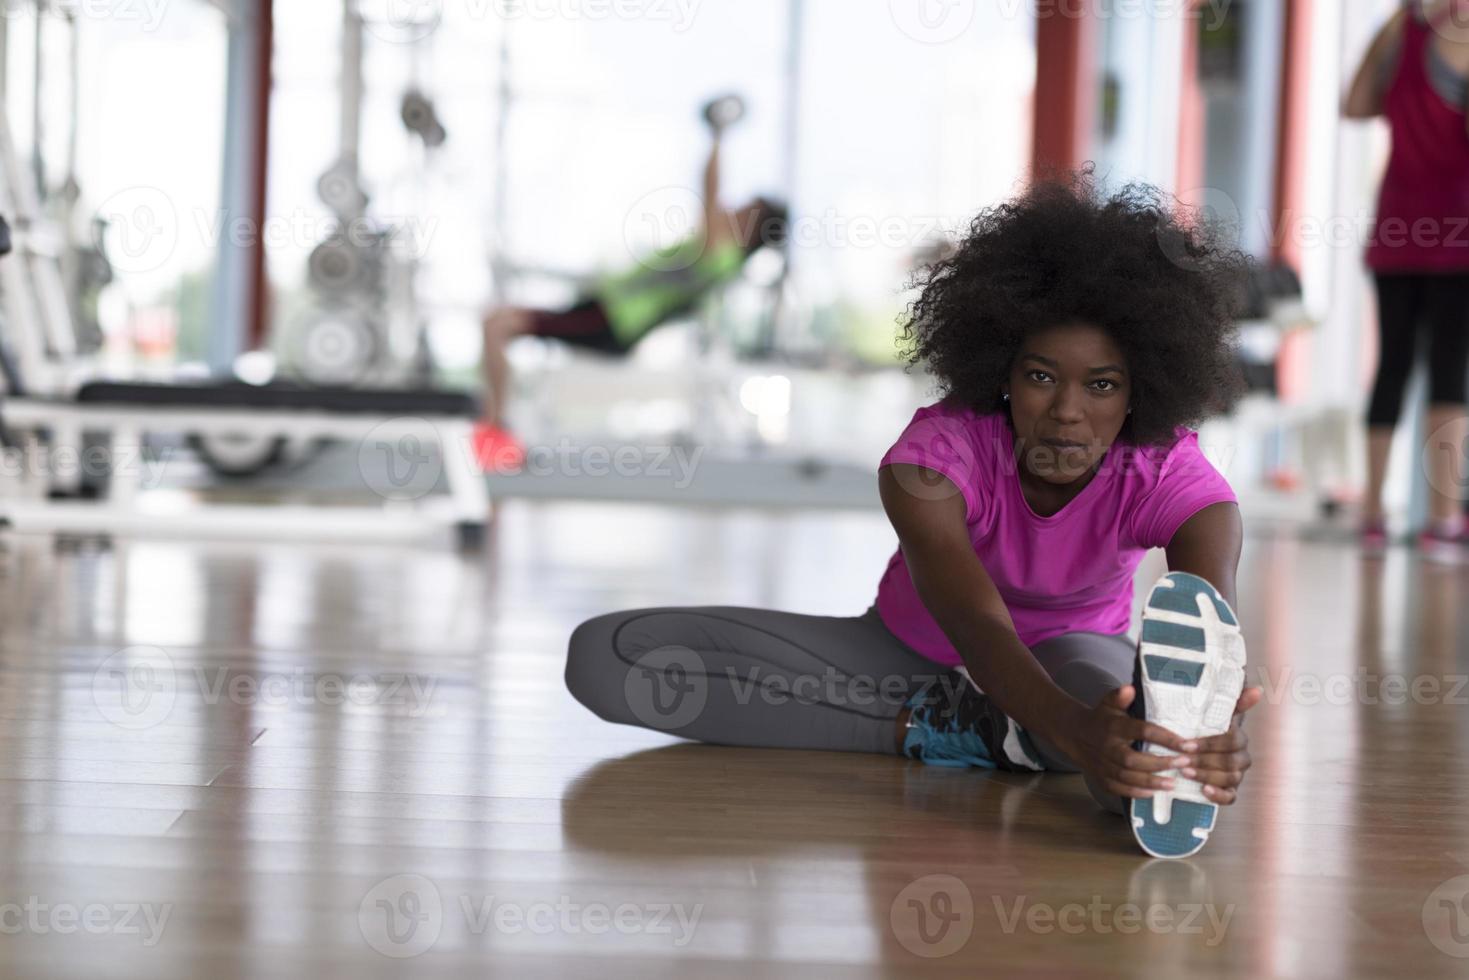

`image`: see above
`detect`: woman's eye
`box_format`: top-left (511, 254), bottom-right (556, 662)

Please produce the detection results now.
top-left (1027, 370), bottom-right (1050, 382)
top-left (1092, 380), bottom-right (1117, 392)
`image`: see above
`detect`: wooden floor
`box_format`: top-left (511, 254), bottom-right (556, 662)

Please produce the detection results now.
top-left (0, 501), bottom-right (1467, 978)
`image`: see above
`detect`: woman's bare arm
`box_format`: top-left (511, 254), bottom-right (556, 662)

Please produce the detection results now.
top-left (878, 464), bottom-right (1191, 792)
top-left (701, 134), bottom-right (732, 248)
top-left (1343, 8), bottom-right (1408, 118)
top-left (880, 463), bottom-right (1202, 796)
top-left (1162, 501), bottom-right (1243, 608)
top-left (879, 465), bottom-right (1102, 746)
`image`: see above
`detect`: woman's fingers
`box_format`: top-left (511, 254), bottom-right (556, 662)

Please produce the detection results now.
top-left (1228, 687), bottom-right (1264, 733)
top-left (1098, 745), bottom-right (1189, 790)
top-left (1090, 686), bottom-right (1260, 806)
top-left (1192, 730), bottom-right (1247, 753)
top-left (1106, 765), bottom-right (1178, 791)
top-left (1089, 685), bottom-right (1245, 799)
top-left (1130, 721), bottom-right (1195, 753)
top-left (1189, 723), bottom-right (1249, 755)
top-left (1200, 784), bottom-right (1237, 805)
top-left (1100, 687), bottom-right (1192, 750)
top-left (1102, 776), bottom-right (1156, 799)
top-left (1185, 749), bottom-right (1250, 773)
top-left (1180, 765), bottom-right (1245, 789)
top-left (1233, 686), bottom-right (1264, 721)
top-left (1105, 744), bottom-right (1188, 773)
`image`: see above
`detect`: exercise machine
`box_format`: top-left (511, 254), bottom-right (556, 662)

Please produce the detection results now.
top-left (0, 1), bottom-right (489, 546)
top-left (287, 0), bottom-right (439, 392)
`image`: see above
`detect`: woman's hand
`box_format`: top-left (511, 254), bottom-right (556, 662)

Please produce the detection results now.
top-left (1060, 686), bottom-right (1194, 800)
top-left (1175, 687), bottom-right (1264, 806)
top-left (1060, 685), bottom-right (1264, 804)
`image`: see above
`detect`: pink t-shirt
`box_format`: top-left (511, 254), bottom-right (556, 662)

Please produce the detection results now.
top-left (874, 399), bottom-right (1237, 666)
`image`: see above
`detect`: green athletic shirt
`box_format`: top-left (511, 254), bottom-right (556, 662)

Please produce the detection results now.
top-left (594, 236), bottom-right (748, 346)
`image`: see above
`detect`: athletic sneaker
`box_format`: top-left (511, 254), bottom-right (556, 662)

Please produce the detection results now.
top-left (1130, 571), bottom-right (1247, 860)
top-left (472, 422), bottom-right (526, 473)
top-left (1360, 517), bottom-right (1388, 558)
top-left (1418, 519), bottom-right (1467, 565)
top-left (902, 670), bottom-right (1045, 772)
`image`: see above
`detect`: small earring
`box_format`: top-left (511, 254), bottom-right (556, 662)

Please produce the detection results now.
top-left (1002, 393), bottom-right (1010, 402)
top-left (1127, 408), bottom-right (1133, 415)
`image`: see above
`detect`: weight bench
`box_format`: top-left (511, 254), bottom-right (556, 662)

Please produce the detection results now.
top-left (0, 381), bottom-right (491, 546)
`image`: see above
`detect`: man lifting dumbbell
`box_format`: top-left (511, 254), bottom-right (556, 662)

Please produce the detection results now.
top-left (474, 94), bottom-right (789, 471)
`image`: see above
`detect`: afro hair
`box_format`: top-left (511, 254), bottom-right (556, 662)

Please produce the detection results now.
top-left (897, 164), bottom-right (1252, 446)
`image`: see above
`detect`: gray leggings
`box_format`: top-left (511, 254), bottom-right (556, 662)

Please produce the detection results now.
top-left (565, 603), bottom-right (1135, 813)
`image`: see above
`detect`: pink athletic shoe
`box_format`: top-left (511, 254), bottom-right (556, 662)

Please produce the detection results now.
top-left (472, 422), bottom-right (526, 474)
top-left (1418, 523), bottom-right (1468, 565)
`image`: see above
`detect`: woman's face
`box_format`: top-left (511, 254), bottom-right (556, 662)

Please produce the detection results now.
top-left (1002, 322), bottom-right (1132, 486)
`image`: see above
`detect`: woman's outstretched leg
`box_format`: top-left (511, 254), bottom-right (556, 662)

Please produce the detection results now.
top-left (567, 606), bottom-right (1146, 812)
top-left (565, 604), bottom-right (948, 755)
top-left (480, 306), bottom-right (535, 428)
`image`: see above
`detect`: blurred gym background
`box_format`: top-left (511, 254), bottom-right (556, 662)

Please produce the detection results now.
top-left (0, 4), bottom-right (1462, 977)
top-left (0, 0), bottom-right (1425, 537)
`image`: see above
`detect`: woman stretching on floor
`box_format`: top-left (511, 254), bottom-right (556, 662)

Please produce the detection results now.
top-left (564, 169), bottom-right (1265, 858)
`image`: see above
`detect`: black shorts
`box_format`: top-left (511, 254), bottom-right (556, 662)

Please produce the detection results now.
top-left (526, 299), bottom-right (627, 354)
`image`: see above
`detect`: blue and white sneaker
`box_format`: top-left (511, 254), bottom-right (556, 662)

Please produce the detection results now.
top-left (902, 670), bottom-right (1045, 772)
top-left (1130, 572), bottom-right (1247, 859)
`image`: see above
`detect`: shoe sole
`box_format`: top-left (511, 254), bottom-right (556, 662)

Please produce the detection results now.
top-left (1129, 572), bottom-right (1247, 859)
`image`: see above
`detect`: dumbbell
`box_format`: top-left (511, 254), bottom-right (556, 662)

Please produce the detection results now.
top-left (701, 94), bottom-right (746, 134)
top-left (401, 90), bottom-right (447, 148)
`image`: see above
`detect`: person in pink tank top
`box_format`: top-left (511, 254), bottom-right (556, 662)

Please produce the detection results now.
top-left (1346, 0), bottom-right (1469, 560)
top-left (565, 168), bottom-right (1263, 857)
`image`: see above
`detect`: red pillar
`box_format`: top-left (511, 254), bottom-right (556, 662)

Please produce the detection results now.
top-left (1175, 0), bottom-right (1206, 192)
top-left (1031, 8), bottom-right (1098, 175)
top-left (1272, 0), bottom-right (1312, 270)
top-left (1272, 0), bottom-right (1313, 407)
